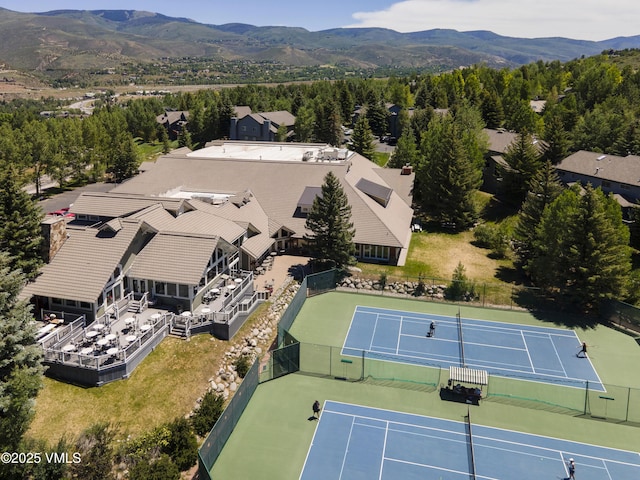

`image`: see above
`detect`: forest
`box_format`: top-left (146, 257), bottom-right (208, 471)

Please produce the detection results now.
top-left (1, 49), bottom-right (640, 312)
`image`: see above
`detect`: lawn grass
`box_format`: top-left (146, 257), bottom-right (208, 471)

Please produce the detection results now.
top-left (371, 151), bottom-right (390, 167)
top-left (28, 303), bottom-right (272, 446)
top-left (358, 230), bottom-right (514, 285)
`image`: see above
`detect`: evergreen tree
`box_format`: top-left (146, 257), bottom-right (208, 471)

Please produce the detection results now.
top-left (480, 89), bottom-right (504, 129)
top-left (388, 128), bottom-right (418, 168)
top-left (0, 253), bottom-right (45, 452)
top-left (0, 165), bottom-right (44, 280)
top-left (365, 99), bottom-right (389, 137)
top-left (514, 161), bottom-right (563, 268)
top-left (111, 133), bottom-right (140, 183)
top-left (160, 127), bottom-right (171, 154)
top-left (294, 104), bottom-right (315, 142)
top-left (541, 113), bottom-right (570, 164)
top-left (417, 115), bottom-right (482, 229)
top-left (178, 129), bottom-right (193, 149)
top-left (304, 171), bottom-right (355, 269)
top-left (350, 116), bottom-right (375, 159)
top-left (529, 184), bottom-right (631, 309)
top-left (314, 100), bottom-right (342, 146)
top-left (501, 132), bottom-right (543, 205)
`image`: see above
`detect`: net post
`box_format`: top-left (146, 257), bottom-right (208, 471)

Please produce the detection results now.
top-left (584, 380), bottom-right (590, 416)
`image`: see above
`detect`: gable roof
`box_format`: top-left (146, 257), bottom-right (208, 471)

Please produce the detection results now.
top-left (556, 150), bottom-right (640, 186)
top-left (22, 219), bottom-right (142, 303)
top-left (71, 192), bottom-right (187, 218)
top-left (258, 110), bottom-right (295, 128)
top-left (127, 232), bottom-right (223, 285)
top-left (109, 141), bottom-right (414, 251)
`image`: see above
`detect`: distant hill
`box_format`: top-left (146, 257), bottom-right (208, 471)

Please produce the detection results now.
top-left (0, 8), bottom-right (639, 77)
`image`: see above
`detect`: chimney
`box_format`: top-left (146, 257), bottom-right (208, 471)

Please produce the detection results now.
top-left (40, 216), bottom-right (67, 263)
top-left (401, 164), bottom-right (413, 175)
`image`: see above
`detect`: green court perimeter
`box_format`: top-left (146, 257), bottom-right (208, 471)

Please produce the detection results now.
top-left (209, 292), bottom-right (640, 479)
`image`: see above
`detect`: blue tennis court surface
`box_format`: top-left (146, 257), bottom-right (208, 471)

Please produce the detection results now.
top-left (301, 401), bottom-right (640, 480)
top-left (342, 306), bottom-right (604, 390)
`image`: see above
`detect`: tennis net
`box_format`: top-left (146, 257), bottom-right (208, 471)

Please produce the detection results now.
top-left (466, 406), bottom-right (477, 480)
top-left (457, 308), bottom-right (466, 367)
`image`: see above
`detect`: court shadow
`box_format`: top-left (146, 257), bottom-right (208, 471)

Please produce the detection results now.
top-left (308, 416), bottom-right (318, 421)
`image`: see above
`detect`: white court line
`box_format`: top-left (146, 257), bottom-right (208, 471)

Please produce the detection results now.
top-left (338, 416), bottom-right (356, 480)
top-left (549, 333), bottom-right (568, 378)
top-left (395, 317), bottom-right (403, 355)
top-left (369, 313), bottom-right (380, 352)
top-left (521, 331), bottom-right (536, 373)
top-left (378, 422), bottom-right (389, 480)
top-left (347, 307), bottom-right (602, 389)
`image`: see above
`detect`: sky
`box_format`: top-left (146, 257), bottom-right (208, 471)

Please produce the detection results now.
top-left (1, 0), bottom-right (638, 41)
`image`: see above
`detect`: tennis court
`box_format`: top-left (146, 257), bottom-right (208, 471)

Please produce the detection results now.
top-left (301, 401), bottom-right (640, 480)
top-left (342, 305), bottom-right (605, 390)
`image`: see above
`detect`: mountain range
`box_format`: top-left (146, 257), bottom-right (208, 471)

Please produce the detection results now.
top-left (1, 8), bottom-right (639, 76)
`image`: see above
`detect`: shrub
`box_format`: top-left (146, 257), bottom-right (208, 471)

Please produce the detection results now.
top-left (445, 262), bottom-right (476, 301)
top-left (162, 417), bottom-right (198, 472)
top-left (414, 273), bottom-right (426, 297)
top-left (70, 422), bottom-right (116, 480)
top-left (378, 272), bottom-right (387, 290)
top-left (129, 454), bottom-right (180, 480)
top-left (233, 354), bottom-right (252, 379)
top-left (191, 390), bottom-right (225, 437)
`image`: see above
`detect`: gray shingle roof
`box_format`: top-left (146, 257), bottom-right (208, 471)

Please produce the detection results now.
top-left (556, 150), bottom-right (640, 186)
top-left (127, 232), bottom-right (222, 285)
top-left (22, 220), bottom-right (142, 303)
top-left (71, 192), bottom-right (186, 218)
top-left (110, 142), bottom-right (414, 250)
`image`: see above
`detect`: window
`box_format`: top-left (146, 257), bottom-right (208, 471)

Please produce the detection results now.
top-left (65, 299), bottom-right (77, 307)
top-left (155, 282), bottom-right (166, 295)
top-left (167, 283), bottom-right (177, 296)
top-left (178, 284), bottom-right (189, 298)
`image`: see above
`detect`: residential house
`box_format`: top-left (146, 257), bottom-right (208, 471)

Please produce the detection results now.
top-left (230, 108), bottom-right (296, 142)
top-left (481, 128), bottom-right (545, 194)
top-left (156, 110), bottom-right (189, 140)
top-left (555, 150), bottom-right (640, 216)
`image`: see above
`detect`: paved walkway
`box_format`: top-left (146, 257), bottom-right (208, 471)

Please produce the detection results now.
top-left (254, 254), bottom-right (310, 292)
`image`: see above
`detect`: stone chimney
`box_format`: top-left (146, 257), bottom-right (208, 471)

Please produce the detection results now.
top-left (41, 216), bottom-right (67, 263)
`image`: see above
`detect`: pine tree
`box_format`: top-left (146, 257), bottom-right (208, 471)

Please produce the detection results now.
top-left (529, 184), bottom-right (631, 309)
top-left (388, 128), bottom-right (418, 168)
top-left (501, 132), bottom-right (543, 205)
top-left (111, 133), bottom-right (140, 183)
top-left (304, 171), bottom-right (355, 269)
top-left (0, 253), bottom-right (45, 451)
top-left (417, 115), bottom-right (482, 229)
top-left (350, 116), bottom-right (375, 159)
top-left (541, 114), bottom-right (570, 164)
top-left (480, 89), bottom-right (504, 129)
top-left (514, 161), bottom-right (563, 268)
top-left (294, 104), bottom-right (315, 143)
top-left (0, 165), bottom-right (44, 280)
top-left (314, 100), bottom-right (342, 146)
